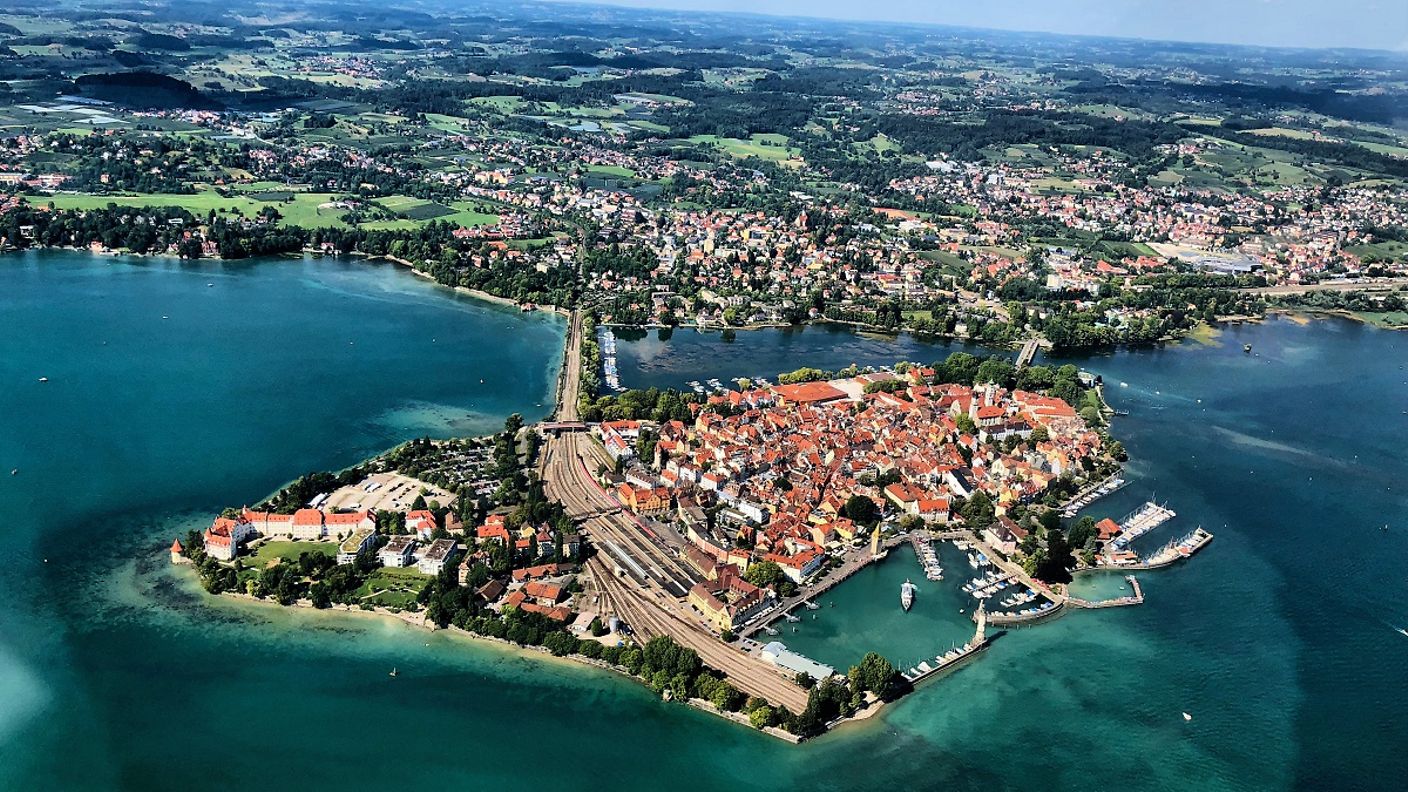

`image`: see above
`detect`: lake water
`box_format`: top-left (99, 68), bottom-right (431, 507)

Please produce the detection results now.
top-left (605, 323), bottom-right (995, 392)
top-left (3, 253), bottom-right (1405, 791)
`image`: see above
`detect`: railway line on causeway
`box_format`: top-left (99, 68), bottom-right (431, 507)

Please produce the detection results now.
top-left (536, 310), bottom-right (807, 712)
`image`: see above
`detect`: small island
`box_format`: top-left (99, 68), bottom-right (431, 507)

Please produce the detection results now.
top-left (178, 321), bottom-right (1210, 741)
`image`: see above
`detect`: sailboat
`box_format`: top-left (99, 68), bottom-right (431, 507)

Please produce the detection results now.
top-left (1182, 712), bottom-right (1192, 721)
top-left (388, 667), bottom-right (399, 678)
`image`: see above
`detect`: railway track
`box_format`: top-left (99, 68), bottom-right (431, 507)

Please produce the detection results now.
top-left (588, 559), bottom-right (808, 712)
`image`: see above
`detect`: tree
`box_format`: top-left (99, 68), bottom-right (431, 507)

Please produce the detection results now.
top-left (749, 706), bottom-right (774, 729)
top-left (743, 560), bottom-right (783, 589)
top-left (1036, 530), bottom-right (1075, 583)
top-left (842, 494), bottom-right (880, 527)
top-left (848, 652), bottom-right (902, 700)
top-left (954, 413), bottom-right (977, 435)
top-left (959, 490), bottom-right (995, 530)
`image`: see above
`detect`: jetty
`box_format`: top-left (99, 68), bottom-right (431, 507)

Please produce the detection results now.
top-left (983, 599), bottom-right (1064, 625)
top-left (1061, 473), bottom-right (1128, 518)
top-left (1097, 527), bottom-right (1214, 570)
top-left (599, 328), bottom-right (626, 392)
top-left (909, 531), bottom-right (943, 581)
top-left (1109, 500), bottom-right (1176, 549)
top-left (1069, 575), bottom-right (1144, 609)
top-left (903, 602), bottom-right (991, 684)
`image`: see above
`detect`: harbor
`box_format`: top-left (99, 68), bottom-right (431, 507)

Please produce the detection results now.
top-left (901, 603), bottom-right (991, 685)
top-left (599, 328), bottom-right (626, 392)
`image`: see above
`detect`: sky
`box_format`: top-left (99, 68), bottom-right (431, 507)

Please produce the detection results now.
top-left (558, 0), bottom-right (1408, 51)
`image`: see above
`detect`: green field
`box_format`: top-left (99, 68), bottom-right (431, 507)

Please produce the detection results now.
top-left (1345, 240), bottom-right (1408, 261)
top-left (585, 164), bottom-right (636, 178)
top-left (356, 566), bottom-right (431, 608)
top-left (685, 133), bottom-right (802, 164)
top-left (39, 187), bottom-right (501, 232)
top-left (243, 540), bottom-right (339, 569)
top-left (42, 188), bottom-right (352, 227)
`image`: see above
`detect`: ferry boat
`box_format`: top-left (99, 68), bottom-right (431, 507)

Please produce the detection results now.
top-left (901, 579), bottom-right (917, 611)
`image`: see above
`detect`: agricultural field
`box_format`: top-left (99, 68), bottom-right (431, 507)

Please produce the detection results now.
top-left (684, 133), bottom-right (803, 164)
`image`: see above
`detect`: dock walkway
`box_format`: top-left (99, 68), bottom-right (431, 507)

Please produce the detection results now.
top-left (1110, 501), bottom-right (1176, 549)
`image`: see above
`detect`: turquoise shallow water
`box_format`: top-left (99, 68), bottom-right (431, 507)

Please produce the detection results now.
top-left (3, 253), bottom-right (1406, 791)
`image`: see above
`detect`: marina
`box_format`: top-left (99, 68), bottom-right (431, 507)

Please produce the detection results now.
top-left (909, 532), bottom-right (944, 581)
top-left (1061, 473), bottom-right (1128, 518)
top-left (600, 328), bottom-right (626, 392)
top-left (1097, 527), bottom-right (1215, 570)
top-left (1108, 500), bottom-right (1177, 549)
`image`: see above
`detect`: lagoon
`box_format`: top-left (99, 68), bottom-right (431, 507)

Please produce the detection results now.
top-left (2, 252), bottom-right (1406, 790)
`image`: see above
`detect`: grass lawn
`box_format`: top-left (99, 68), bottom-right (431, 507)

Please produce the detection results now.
top-left (243, 540), bottom-right (339, 569)
top-left (1352, 310), bottom-right (1408, 328)
top-left (356, 566), bottom-right (431, 608)
top-left (918, 249), bottom-right (969, 269)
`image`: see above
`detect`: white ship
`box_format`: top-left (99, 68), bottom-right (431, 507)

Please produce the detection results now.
top-left (901, 579), bottom-right (917, 611)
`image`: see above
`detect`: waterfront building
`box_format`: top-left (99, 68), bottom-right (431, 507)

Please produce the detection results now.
top-left (417, 538), bottom-right (459, 575)
top-left (378, 536), bottom-right (417, 568)
top-left (760, 641), bottom-right (835, 682)
top-left (687, 565), bottom-right (771, 632)
top-left (202, 517), bottom-right (257, 561)
top-left (336, 528), bottom-right (376, 565)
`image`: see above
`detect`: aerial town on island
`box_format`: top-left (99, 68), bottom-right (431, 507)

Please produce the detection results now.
top-left (181, 325), bottom-right (1212, 739)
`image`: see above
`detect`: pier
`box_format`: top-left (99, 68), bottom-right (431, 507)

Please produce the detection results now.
top-left (909, 531), bottom-right (944, 581)
top-left (1109, 500), bottom-right (1176, 549)
top-left (1068, 575), bottom-right (1144, 609)
top-left (903, 603), bottom-right (991, 685)
top-left (1060, 473), bottom-right (1128, 518)
top-left (1093, 527), bottom-right (1214, 571)
top-left (982, 600), bottom-right (1065, 625)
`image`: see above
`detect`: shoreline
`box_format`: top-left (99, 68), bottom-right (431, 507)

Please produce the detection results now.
top-left (372, 253), bottom-right (572, 317)
top-left (207, 585), bottom-right (805, 742)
